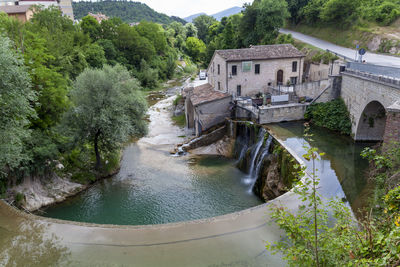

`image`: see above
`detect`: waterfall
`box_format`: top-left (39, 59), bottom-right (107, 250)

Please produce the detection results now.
top-left (249, 135), bottom-right (273, 192)
top-left (243, 128), bottom-right (266, 185)
top-left (236, 144), bottom-right (248, 165)
top-left (249, 128), bottom-right (267, 177)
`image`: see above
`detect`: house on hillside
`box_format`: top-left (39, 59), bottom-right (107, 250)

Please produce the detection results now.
top-left (0, 5), bottom-right (35, 22)
top-left (0, 0), bottom-right (74, 21)
top-left (184, 83), bottom-right (231, 136)
top-left (207, 44), bottom-right (305, 97)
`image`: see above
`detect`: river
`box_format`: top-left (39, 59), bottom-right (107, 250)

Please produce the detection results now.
top-left (0, 86), bottom-right (373, 266)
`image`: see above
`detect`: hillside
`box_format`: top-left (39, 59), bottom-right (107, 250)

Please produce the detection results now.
top-left (212, 6), bottom-right (243, 21)
top-left (184, 6), bottom-right (243, 22)
top-left (184, 12), bottom-right (206, 23)
top-left (72, 1), bottom-right (186, 24)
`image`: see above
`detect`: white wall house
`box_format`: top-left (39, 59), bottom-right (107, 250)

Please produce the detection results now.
top-left (207, 44), bottom-right (305, 97)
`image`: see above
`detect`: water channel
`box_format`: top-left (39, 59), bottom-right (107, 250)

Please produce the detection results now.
top-left (0, 90), bottom-right (373, 266)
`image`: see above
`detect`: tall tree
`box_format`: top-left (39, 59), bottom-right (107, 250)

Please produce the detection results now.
top-left (66, 65), bottom-right (147, 170)
top-left (0, 36), bottom-right (36, 178)
top-left (240, 0), bottom-right (289, 47)
top-left (193, 15), bottom-right (217, 43)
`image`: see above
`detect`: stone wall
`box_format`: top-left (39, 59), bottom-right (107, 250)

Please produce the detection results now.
top-left (341, 71), bottom-right (400, 141)
top-left (295, 79), bottom-right (330, 99)
top-left (207, 53), bottom-right (227, 93)
top-left (194, 96), bottom-right (231, 136)
top-left (384, 101), bottom-right (400, 144)
top-left (227, 57), bottom-right (304, 97)
top-left (258, 103), bottom-right (309, 124)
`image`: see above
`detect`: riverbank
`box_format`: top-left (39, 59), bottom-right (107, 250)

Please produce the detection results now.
top-left (5, 75), bottom-right (194, 213)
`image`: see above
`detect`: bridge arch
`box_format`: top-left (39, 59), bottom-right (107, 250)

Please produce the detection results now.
top-left (355, 101), bottom-right (387, 141)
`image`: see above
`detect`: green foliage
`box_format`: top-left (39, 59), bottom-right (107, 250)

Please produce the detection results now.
top-left (72, 0), bottom-right (185, 24)
top-left (185, 37), bottom-right (206, 63)
top-left (305, 99), bottom-right (352, 135)
top-left (0, 36), bottom-right (36, 179)
top-left (320, 0), bottom-right (360, 25)
top-left (15, 192), bottom-right (25, 205)
top-left (173, 94), bottom-right (183, 106)
top-left (267, 137), bottom-right (400, 266)
top-left (172, 114), bottom-right (186, 127)
top-left (65, 64), bottom-right (148, 169)
top-left (310, 51), bottom-right (339, 64)
top-left (193, 15), bottom-right (217, 43)
top-left (240, 0), bottom-right (289, 47)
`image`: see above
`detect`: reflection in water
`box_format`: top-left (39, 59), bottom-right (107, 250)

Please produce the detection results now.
top-left (0, 204), bottom-right (70, 266)
top-left (268, 122), bottom-right (372, 213)
top-left (39, 146), bottom-right (262, 225)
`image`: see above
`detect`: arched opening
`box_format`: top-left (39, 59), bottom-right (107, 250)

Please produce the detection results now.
top-left (277, 70), bottom-right (283, 85)
top-left (356, 101), bottom-right (386, 141)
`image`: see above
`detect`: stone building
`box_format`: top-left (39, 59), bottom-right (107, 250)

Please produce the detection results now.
top-left (0, 0), bottom-right (74, 21)
top-left (207, 44), bottom-right (305, 97)
top-left (0, 5), bottom-right (35, 22)
top-left (185, 83), bottom-right (232, 136)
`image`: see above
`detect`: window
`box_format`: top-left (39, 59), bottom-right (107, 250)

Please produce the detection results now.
top-left (237, 85), bottom-right (242, 97)
top-left (232, 65), bottom-right (237, 76)
top-left (290, 77), bottom-right (298, 85)
top-left (218, 82), bottom-right (221, 91)
top-left (292, 61), bottom-right (298, 72)
top-left (213, 62), bottom-right (215, 74)
top-left (242, 61), bottom-right (252, 72)
top-left (255, 64), bottom-right (260, 74)
top-left (218, 64), bottom-right (220, 75)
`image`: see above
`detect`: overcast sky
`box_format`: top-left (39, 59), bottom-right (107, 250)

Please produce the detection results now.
top-left (134, 0), bottom-right (252, 18)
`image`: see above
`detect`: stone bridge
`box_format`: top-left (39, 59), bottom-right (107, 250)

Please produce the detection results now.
top-left (341, 68), bottom-right (400, 142)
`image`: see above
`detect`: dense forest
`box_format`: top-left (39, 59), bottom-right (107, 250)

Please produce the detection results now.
top-left (72, 0), bottom-right (186, 24)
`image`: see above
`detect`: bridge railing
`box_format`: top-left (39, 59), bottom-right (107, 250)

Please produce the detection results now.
top-left (344, 68), bottom-right (400, 89)
top-left (346, 62), bottom-right (400, 79)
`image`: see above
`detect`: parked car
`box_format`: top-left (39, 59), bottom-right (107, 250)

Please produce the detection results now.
top-left (199, 71), bottom-right (206, 80)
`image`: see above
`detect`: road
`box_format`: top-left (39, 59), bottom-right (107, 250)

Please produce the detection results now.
top-left (280, 29), bottom-right (400, 68)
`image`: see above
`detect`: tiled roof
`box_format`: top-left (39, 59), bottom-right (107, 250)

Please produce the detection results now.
top-left (0, 5), bottom-right (32, 14)
top-left (215, 44), bottom-right (304, 62)
top-left (188, 83), bottom-right (230, 106)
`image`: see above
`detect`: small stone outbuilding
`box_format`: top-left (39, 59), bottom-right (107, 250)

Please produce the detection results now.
top-left (185, 84), bottom-right (232, 136)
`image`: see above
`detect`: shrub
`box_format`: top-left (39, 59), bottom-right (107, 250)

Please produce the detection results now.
top-left (305, 99), bottom-right (351, 135)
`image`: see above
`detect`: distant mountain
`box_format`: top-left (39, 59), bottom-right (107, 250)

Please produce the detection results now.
top-left (184, 7), bottom-right (243, 23)
top-left (184, 12), bottom-right (207, 23)
top-left (211, 6), bottom-right (244, 21)
top-left (72, 1), bottom-right (185, 24)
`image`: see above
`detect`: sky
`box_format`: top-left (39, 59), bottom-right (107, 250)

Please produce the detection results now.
top-left (134, 0), bottom-right (252, 18)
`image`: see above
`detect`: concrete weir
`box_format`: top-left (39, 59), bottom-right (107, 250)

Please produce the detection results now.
top-left (0, 122), bottom-right (354, 266)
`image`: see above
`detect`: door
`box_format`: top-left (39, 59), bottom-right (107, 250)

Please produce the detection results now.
top-left (277, 70), bottom-right (283, 85)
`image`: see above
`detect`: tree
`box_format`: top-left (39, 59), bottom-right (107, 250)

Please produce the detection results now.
top-left (287, 0), bottom-right (310, 24)
top-left (0, 36), bottom-right (36, 179)
top-left (84, 43), bottom-right (106, 69)
top-left (80, 15), bottom-right (101, 41)
top-left (184, 23), bottom-right (198, 38)
top-left (320, 0), bottom-right (360, 25)
top-left (240, 0), bottom-right (290, 47)
top-left (185, 37), bottom-right (206, 62)
top-left (193, 15), bottom-right (217, 43)
top-left (66, 65), bottom-right (147, 170)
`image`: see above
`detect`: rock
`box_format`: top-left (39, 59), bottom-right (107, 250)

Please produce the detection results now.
top-left (55, 163), bottom-right (64, 170)
top-left (10, 175), bottom-right (86, 212)
top-left (368, 36), bottom-right (381, 52)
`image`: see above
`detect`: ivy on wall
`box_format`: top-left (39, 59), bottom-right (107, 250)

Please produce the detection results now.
top-left (304, 99), bottom-right (352, 135)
